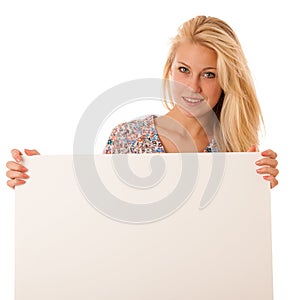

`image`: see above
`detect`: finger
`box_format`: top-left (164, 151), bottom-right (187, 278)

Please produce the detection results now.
top-left (6, 161), bottom-right (28, 172)
top-left (6, 170), bottom-right (29, 180)
top-left (256, 166), bottom-right (279, 178)
top-left (261, 149), bottom-right (277, 159)
top-left (255, 157), bottom-right (278, 168)
top-left (24, 149), bottom-right (40, 156)
top-left (11, 149), bottom-right (23, 162)
top-left (263, 175), bottom-right (278, 189)
top-left (7, 179), bottom-right (26, 189)
top-left (247, 145), bottom-right (257, 152)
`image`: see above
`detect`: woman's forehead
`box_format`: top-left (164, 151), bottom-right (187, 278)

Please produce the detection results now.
top-left (173, 41), bottom-right (217, 68)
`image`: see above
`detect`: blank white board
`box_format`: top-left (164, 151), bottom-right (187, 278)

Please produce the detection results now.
top-left (15, 153), bottom-right (273, 300)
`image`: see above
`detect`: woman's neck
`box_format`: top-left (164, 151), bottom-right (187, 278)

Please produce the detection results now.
top-left (164, 105), bottom-right (213, 139)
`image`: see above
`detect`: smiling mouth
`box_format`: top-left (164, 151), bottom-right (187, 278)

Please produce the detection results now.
top-left (182, 96), bottom-right (204, 104)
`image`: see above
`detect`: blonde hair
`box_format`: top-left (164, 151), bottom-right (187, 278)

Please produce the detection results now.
top-left (163, 16), bottom-right (264, 152)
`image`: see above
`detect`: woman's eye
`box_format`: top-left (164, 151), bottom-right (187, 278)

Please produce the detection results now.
top-left (178, 66), bottom-right (189, 73)
top-left (202, 72), bottom-right (215, 78)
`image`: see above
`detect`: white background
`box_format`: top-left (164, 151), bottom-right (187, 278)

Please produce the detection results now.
top-left (0, 0), bottom-right (299, 299)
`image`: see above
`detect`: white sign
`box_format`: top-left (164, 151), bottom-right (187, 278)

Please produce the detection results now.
top-left (15, 153), bottom-right (273, 299)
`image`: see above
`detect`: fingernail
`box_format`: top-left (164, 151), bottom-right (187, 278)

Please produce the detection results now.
top-left (256, 169), bottom-right (262, 173)
top-left (255, 160), bottom-right (262, 165)
top-left (21, 166), bottom-right (28, 172)
top-left (23, 174), bottom-right (29, 179)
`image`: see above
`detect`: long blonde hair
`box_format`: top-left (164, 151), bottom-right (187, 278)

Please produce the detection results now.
top-left (163, 16), bottom-right (263, 152)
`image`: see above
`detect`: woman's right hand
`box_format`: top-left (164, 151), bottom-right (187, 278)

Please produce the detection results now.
top-left (6, 149), bottom-right (40, 189)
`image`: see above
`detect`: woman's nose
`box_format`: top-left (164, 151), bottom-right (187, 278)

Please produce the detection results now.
top-left (187, 76), bottom-right (201, 93)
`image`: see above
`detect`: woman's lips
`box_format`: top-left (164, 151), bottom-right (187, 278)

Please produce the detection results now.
top-left (182, 96), bottom-right (204, 106)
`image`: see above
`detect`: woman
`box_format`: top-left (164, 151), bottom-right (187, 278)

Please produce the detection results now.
top-left (6, 16), bottom-right (279, 189)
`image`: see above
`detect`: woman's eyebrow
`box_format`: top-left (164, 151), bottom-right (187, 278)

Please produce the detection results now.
top-left (177, 61), bottom-right (191, 68)
top-left (177, 61), bottom-right (216, 70)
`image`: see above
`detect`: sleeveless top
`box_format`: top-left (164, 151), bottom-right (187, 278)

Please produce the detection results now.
top-left (103, 114), bottom-right (219, 154)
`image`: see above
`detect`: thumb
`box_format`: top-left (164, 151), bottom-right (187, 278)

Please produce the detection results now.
top-left (247, 144), bottom-right (257, 152)
top-left (24, 149), bottom-right (40, 156)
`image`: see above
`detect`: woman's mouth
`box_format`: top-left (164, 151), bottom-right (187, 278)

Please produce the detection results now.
top-left (182, 96), bottom-right (204, 106)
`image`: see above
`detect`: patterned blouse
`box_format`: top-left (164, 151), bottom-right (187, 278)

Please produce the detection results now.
top-left (103, 114), bottom-right (219, 154)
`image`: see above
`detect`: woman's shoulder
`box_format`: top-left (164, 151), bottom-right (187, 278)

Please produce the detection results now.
top-left (112, 114), bottom-right (158, 136)
top-left (104, 114), bottom-right (163, 154)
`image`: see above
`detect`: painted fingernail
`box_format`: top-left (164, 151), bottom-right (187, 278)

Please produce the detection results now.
top-left (23, 173), bottom-right (29, 178)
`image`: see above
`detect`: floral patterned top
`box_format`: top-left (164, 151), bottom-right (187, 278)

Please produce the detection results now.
top-left (103, 114), bottom-right (219, 154)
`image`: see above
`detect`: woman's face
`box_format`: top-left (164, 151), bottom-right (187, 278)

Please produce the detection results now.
top-left (170, 41), bottom-right (222, 118)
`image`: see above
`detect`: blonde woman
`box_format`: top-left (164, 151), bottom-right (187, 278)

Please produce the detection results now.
top-left (6, 16), bottom-right (279, 189)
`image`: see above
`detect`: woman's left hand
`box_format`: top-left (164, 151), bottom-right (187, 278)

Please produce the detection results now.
top-left (248, 146), bottom-right (279, 189)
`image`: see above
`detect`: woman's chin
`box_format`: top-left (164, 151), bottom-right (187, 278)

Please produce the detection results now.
top-left (175, 102), bottom-right (212, 119)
